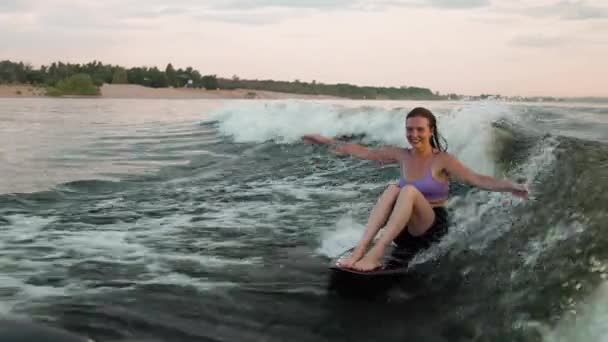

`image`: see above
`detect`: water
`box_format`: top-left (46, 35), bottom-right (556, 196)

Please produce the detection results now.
top-left (0, 98), bottom-right (607, 341)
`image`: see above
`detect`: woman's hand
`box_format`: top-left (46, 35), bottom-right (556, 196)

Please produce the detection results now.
top-left (510, 183), bottom-right (529, 199)
top-left (302, 134), bottom-right (336, 146)
top-left (303, 134), bottom-right (402, 163)
top-left (302, 134), bottom-right (350, 156)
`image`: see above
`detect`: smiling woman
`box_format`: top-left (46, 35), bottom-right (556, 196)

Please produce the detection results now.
top-left (303, 106), bottom-right (528, 272)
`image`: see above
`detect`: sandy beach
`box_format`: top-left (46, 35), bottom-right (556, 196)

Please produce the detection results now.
top-left (0, 84), bottom-right (340, 100)
top-left (0, 85), bottom-right (46, 97)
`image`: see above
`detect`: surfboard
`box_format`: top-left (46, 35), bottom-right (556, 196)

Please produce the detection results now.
top-left (328, 245), bottom-right (416, 276)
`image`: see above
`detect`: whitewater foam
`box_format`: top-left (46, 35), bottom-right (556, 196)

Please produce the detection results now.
top-left (0, 210), bottom-right (263, 314)
top-left (208, 100), bottom-right (413, 145)
top-left (208, 100), bottom-right (510, 175)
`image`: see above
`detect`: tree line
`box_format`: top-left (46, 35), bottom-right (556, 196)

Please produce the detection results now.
top-left (0, 59), bottom-right (449, 99)
top-left (218, 77), bottom-right (449, 100)
top-left (0, 60), bottom-right (218, 89)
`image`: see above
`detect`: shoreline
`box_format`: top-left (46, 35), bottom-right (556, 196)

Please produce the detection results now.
top-left (0, 84), bottom-right (450, 101)
top-left (4, 84), bottom-right (597, 102)
top-left (0, 84), bottom-right (47, 97)
top-left (0, 84), bottom-right (344, 100)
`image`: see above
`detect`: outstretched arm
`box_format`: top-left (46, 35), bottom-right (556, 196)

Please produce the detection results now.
top-left (302, 134), bottom-right (403, 164)
top-left (443, 153), bottom-right (528, 198)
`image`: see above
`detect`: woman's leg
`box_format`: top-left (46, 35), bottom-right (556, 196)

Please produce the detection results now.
top-left (352, 185), bottom-right (436, 271)
top-left (337, 184), bottom-right (401, 268)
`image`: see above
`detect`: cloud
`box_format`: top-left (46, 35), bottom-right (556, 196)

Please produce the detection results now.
top-left (509, 31), bottom-right (608, 48)
top-left (125, 7), bottom-right (189, 19)
top-left (39, 6), bottom-right (126, 30)
top-left (0, 0), bottom-right (495, 28)
top-left (211, 0), bottom-right (491, 10)
top-left (509, 34), bottom-right (570, 48)
top-left (210, 0), bottom-right (356, 10)
top-left (193, 8), bottom-right (314, 26)
top-left (422, 0), bottom-right (489, 9)
top-left (0, 20), bottom-right (119, 63)
top-left (523, 1), bottom-right (608, 20)
top-left (0, 0), bottom-right (31, 13)
top-left (119, 0), bottom-right (494, 24)
top-left (183, 0), bottom-right (491, 24)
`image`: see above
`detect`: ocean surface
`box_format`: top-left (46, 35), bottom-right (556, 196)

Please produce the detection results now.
top-left (0, 98), bottom-right (607, 342)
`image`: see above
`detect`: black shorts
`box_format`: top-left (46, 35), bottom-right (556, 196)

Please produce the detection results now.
top-left (392, 206), bottom-right (449, 255)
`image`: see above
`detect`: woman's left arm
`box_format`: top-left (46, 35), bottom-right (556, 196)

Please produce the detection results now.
top-left (443, 153), bottom-right (528, 198)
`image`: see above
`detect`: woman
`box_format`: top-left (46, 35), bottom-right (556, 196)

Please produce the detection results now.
top-left (303, 107), bottom-right (528, 272)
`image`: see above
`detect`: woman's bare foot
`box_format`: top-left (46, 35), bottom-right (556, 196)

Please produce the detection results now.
top-left (352, 246), bottom-right (385, 271)
top-left (336, 249), bottom-right (365, 269)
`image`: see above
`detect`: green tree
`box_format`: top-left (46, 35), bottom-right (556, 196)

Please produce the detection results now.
top-left (201, 75), bottom-right (218, 90)
top-left (148, 67), bottom-right (168, 88)
top-left (112, 68), bottom-right (128, 84)
top-left (0, 59), bottom-right (452, 100)
top-left (48, 73), bottom-right (100, 96)
top-left (165, 63), bottom-right (177, 87)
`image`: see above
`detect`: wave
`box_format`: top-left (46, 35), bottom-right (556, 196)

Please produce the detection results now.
top-left (2, 98), bottom-right (607, 341)
top-left (207, 99), bottom-right (608, 339)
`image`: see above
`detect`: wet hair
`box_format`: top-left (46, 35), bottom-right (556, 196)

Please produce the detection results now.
top-left (406, 107), bottom-right (448, 152)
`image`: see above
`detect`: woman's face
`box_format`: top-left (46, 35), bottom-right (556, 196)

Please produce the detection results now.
top-left (406, 116), bottom-right (432, 148)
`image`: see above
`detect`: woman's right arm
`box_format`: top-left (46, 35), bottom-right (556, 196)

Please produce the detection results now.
top-left (302, 134), bottom-right (403, 164)
top-left (442, 152), bottom-right (528, 198)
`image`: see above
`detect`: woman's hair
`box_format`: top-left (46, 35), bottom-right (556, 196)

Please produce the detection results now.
top-left (406, 107), bottom-right (448, 152)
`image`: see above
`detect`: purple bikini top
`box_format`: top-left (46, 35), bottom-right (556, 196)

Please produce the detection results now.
top-left (399, 169), bottom-right (449, 201)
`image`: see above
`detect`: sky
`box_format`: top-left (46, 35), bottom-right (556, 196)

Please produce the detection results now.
top-left (1, 0), bottom-right (607, 97)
